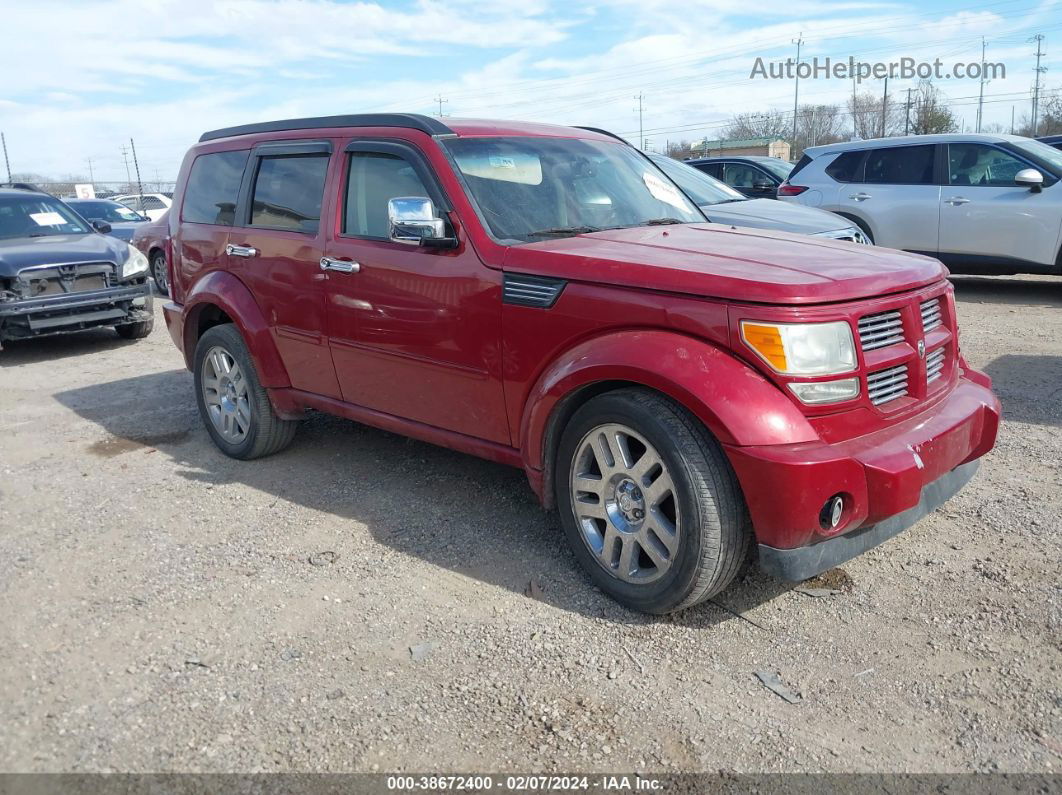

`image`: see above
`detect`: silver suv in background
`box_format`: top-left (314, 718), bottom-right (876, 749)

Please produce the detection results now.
top-left (778, 134), bottom-right (1062, 275)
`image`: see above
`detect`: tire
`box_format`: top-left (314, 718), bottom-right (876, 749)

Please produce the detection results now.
top-left (115, 316), bottom-right (154, 339)
top-left (150, 251), bottom-right (168, 296)
top-left (193, 323), bottom-right (298, 459)
top-left (555, 388), bottom-right (750, 614)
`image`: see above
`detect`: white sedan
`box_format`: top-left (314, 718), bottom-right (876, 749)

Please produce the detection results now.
top-left (112, 193), bottom-right (172, 222)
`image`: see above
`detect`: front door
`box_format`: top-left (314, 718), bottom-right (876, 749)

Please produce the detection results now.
top-left (836, 143), bottom-right (941, 252)
top-left (322, 139), bottom-right (509, 444)
top-left (231, 141), bottom-right (341, 398)
top-left (938, 142), bottom-right (1059, 266)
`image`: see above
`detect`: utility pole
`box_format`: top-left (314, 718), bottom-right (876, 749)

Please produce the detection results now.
top-left (852, 73), bottom-right (859, 139)
top-left (1, 132), bottom-right (10, 182)
top-left (976, 37), bottom-right (987, 133)
top-left (86, 157), bottom-right (95, 184)
top-left (130, 138), bottom-right (143, 199)
top-left (634, 93), bottom-right (645, 150)
top-left (904, 87), bottom-right (913, 135)
top-left (433, 95), bottom-right (448, 116)
top-left (120, 144), bottom-right (132, 188)
top-left (791, 32), bottom-right (804, 146)
top-left (1030, 34), bottom-right (1046, 136)
top-left (1011, 105), bottom-right (1016, 134)
top-left (880, 75), bottom-right (888, 137)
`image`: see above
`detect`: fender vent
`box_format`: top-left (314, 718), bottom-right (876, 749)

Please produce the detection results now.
top-left (503, 274), bottom-right (566, 308)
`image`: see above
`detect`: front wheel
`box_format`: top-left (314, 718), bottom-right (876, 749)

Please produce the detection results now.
top-left (556, 388), bottom-right (750, 614)
top-left (193, 323), bottom-right (298, 459)
top-left (115, 317), bottom-right (154, 339)
top-left (150, 251), bottom-right (168, 295)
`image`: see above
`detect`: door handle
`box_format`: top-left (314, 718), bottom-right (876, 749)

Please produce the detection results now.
top-left (225, 244), bottom-right (258, 258)
top-left (848, 192), bottom-right (872, 201)
top-left (320, 256), bottom-right (360, 274)
top-left (944, 196), bottom-right (971, 205)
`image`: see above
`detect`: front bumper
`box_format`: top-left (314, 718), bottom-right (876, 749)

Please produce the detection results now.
top-left (0, 280), bottom-right (152, 343)
top-left (725, 375), bottom-right (1000, 580)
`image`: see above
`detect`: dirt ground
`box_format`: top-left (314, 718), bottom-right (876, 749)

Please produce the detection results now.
top-left (0, 275), bottom-right (1059, 775)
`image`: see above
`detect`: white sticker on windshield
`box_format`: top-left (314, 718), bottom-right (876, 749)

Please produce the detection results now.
top-left (642, 171), bottom-right (688, 210)
top-left (30, 211), bottom-right (65, 226)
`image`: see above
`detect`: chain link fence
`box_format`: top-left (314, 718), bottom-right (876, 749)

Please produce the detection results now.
top-left (19, 181), bottom-right (177, 199)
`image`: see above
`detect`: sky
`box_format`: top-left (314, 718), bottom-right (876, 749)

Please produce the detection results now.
top-left (0, 0), bottom-right (1059, 183)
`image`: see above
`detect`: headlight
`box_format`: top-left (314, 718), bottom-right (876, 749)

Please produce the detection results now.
top-left (741, 320), bottom-right (856, 375)
top-left (120, 244), bottom-right (149, 279)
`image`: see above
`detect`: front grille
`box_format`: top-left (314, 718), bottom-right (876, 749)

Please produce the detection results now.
top-left (867, 363), bottom-right (909, 405)
top-left (858, 310), bottom-right (904, 351)
top-left (16, 262), bottom-right (117, 298)
top-left (920, 298), bottom-right (942, 332)
top-left (926, 347), bottom-right (946, 383)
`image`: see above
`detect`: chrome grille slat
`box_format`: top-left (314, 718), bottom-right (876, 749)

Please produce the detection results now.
top-left (858, 309), bottom-right (904, 351)
top-left (926, 347), bottom-right (946, 383)
top-left (921, 298), bottom-right (942, 332)
top-left (867, 363), bottom-right (909, 405)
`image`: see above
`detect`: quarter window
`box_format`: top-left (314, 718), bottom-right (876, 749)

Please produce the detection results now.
top-left (948, 144), bottom-right (1027, 186)
top-left (864, 145), bottom-right (935, 185)
top-left (825, 151), bottom-right (865, 182)
top-left (250, 155), bottom-right (329, 232)
top-left (182, 150), bottom-right (248, 226)
top-left (344, 151), bottom-right (436, 238)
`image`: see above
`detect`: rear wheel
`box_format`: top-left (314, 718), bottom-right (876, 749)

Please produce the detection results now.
top-left (193, 324), bottom-right (297, 459)
top-left (556, 388), bottom-right (750, 614)
top-left (150, 251), bottom-right (168, 295)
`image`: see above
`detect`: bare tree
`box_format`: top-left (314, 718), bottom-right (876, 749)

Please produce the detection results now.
top-left (722, 110), bottom-right (789, 141)
top-left (792, 103), bottom-right (846, 156)
top-left (908, 80), bottom-right (958, 135)
top-left (1019, 90), bottom-right (1062, 136)
top-left (848, 90), bottom-right (903, 139)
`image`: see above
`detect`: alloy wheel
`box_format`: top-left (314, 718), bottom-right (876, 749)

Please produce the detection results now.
top-left (201, 345), bottom-right (252, 443)
top-left (569, 423), bottom-right (680, 584)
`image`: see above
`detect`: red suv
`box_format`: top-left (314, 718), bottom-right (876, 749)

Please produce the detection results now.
top-left (163, 114), bottom-right (1000, 614)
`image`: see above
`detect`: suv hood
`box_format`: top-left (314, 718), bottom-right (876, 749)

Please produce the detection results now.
top-left (503, 223), bottom-right (944, 305)
top-left (0, 233), bottom-right (128, 278)
top-left (702, 199), bottom-right (850, 235)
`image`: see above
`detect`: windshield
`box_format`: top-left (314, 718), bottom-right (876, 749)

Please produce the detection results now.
top-left (444, 137), bottom-right (704, 242)
top-left (758, 159), bottom-right (794, 179)
top-left (1009, 138), bottom-right (1062, 176)
top-left (71, 200), bottom-right (145, 223)
top-left (649, 154), bottom-right (746, 206)
top-left (0, 195), bottom-right (91, 240)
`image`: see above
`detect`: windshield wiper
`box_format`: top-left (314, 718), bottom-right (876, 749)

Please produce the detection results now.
top-left (711, 198), bottom-right (747, 205)
top-left (639, 218), bottom-right (686, 225)
top-left (526, 225), bottom-right (602, 237)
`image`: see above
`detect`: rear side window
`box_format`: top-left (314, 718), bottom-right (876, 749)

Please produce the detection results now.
top-left (250, 155), bottom-right (330, 232)
top-left (693, 162), bottom-right (723, 179)
top-left (182, 150), bottom-right (248, 226)
top-left (824, 151), bottom-right (864, 182)
top-left (344, 151), bottom-right (437, 238)
top-left (864, 145), bottom-right (935, 185)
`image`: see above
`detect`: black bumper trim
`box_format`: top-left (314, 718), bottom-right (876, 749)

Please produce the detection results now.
top-left (0, 284), bottom-right (149, 317)
top-left (758, 459), bottom-right (981, 582)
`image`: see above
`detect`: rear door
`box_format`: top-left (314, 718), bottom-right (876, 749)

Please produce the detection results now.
top-left (938, 142), bottom-right (1059, 266)
top-left (722, 162), bottom-right (778, 198)
top-left (835, 144), bottom-right (941, 252)
top-left (229, 140), bottom-right (341, 398)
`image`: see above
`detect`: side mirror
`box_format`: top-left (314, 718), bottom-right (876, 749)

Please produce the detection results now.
top-left (1014, 168), bottom-right (1044, 193)
top-left (388, 197), bottom-right (449, 246)
top-left (752, 180), bottom-right (774, 192)
top-left (91, 220), bottom-right (112, 234)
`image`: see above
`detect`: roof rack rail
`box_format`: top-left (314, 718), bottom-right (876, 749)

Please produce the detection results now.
top-left (199, 113), bottom-right (454, 142)
top-left (0, 182), bottom-right (42, 192)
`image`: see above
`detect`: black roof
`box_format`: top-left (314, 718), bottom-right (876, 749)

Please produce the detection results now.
top-left (685, 155), bottom-right (785, 164)
top-left (200, 113), bottom-right (454, 142)
top-left (1037, 134), bottom-right (1062, 144)
top-left (0, 182), bottom-right (45, 193)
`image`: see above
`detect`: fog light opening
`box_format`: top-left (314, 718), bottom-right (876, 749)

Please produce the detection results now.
top-left (820, 495), bottom-right (845, 530)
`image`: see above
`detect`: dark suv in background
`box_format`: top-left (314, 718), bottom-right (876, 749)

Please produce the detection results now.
top-left (0, 186), bottom-right (153, 347)
top-left (684, 155), bottom-right (794, 199)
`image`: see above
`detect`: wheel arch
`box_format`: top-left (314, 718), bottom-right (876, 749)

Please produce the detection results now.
top-left (181, 270), bottom-right (290, 388)
top-left (520, 329), bottom-right (818, 508)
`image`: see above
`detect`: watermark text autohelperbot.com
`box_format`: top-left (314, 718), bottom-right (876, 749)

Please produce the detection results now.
top-left (750, 56), bottom-right (1005, 83)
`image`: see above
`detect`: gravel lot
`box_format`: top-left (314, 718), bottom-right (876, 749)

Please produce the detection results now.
top-left (1, 275), bottom-right (1059, 775)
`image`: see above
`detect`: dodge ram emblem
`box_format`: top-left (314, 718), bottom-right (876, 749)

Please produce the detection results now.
top-left (917, 339), bottom-right (926, 358)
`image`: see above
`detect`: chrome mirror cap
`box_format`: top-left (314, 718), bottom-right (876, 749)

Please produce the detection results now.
top-left (388, 196), bottom-right (445, 245)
